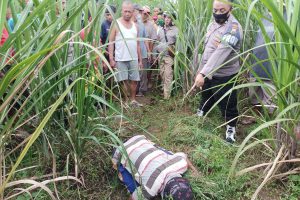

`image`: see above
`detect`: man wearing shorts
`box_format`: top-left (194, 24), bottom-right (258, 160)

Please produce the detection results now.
top-left (109, 0), bottom-right (143, 107)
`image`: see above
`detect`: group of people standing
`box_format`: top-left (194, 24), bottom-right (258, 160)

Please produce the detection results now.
top-left (104, 0), bottom-right (242, 145)
top-left (1, 0), bottom-right (280, 199)
top-left (104, 0), bottom-right (242, 143)
top-left (104, 1), bottom-right (178, 108)
top-left (100, 0), bottom-right (276, 145)
top-left (110, 0), bottom-right (279, 198)
top-left (1, 0), bottom-right (276, 144)
top-left (110, 0), bottom-right (243, 199)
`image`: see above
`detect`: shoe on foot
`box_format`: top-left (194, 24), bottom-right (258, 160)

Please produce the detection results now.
top-left (130, 100), bottom-right (143, 108)
top-left (226, 125), bottom-right (236, 143)
top-left (148, 83), bottom-right (153, 89)
top-left (136, 92), bottom-right (144, 97)
top-left (163, 93), bottom-right (171, 100)
top-left (196, 109), bottom-right (204, 117)
top-left (163, 96), bottom-right (170, 100)
top-left (241, 116), bottom-right (256, 125)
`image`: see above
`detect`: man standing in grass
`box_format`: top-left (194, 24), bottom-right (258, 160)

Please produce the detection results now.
top-left (155, 12), bottom-right (178, 100)
top-left (109, 0), bottom-right (143, 107)
top-left (142, 6), bottom-right (157, 57)
top-left (100, 5), bottom-right (116, 73)
top-left (133, 4), bottom-right (151, 97)
top-left (195, 0), bottom-right (243, 143)
top-left (142, 6), bottom-right (158, 90)
top-left (100, 5), bottom-right (116, 45)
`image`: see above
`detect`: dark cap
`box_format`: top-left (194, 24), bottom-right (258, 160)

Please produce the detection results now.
top-left (105, 5), bottom-right (116, 14)
top-left (164, 11), bottom-right (177, 20)
top-left (133, 3), bottom-right (143, 11)
top-left (163, 177), bottom-right (193, 200)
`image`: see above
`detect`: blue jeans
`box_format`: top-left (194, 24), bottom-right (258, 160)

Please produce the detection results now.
top-left (118, 164), bottom-right (140, 194)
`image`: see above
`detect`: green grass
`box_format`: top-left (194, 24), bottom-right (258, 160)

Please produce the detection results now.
top-left (1, 0), bottom-right (299, 199)
top-left (104, 93), bottom-right (289, 200)
top-left (6, 92), bottom-right (293, 200)
top-left (282, 175), bottom-right (300, 200)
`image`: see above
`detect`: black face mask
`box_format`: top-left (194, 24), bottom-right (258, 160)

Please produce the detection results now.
top-left (213, 11), bottom-right (230, 24)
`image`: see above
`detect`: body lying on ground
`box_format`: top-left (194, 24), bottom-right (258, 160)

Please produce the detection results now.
top-left (112, 135), bottom-right (198, 200)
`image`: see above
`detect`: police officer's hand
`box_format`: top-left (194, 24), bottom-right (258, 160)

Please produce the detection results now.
top-left (195, 73), bottom-right (205, 88)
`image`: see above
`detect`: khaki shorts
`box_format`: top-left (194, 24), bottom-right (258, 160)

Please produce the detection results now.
top-left (115, 60), bottom-right (140, 82)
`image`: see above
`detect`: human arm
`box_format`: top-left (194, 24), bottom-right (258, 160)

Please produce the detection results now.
top-left (148, 23), bottom-right (157, 57)
top-left (137, 41), bottom-right (143, 69)
top-left (145, 40), bottom-right (151, 62)
top-left (136, 25), bottom-right (143, 69)
top-left (148, 33), bottom-right (154, 55)
top-left (174, 152), bottom-right (200, 176)
top-left (143, 26), bottom-right (152, 62)
top-left (186, 158), bottom-right (200, 176)
top-left (108, 24), bottom-right (117, 68)
top-left (194, 73), bottom-right (205, 89)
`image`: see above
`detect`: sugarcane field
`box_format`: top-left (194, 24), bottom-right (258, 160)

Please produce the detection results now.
top-left (0, 0), bottom-right (300, 199)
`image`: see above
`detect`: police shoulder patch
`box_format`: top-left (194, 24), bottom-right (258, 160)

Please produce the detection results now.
top-left (222, 22), bottom-right (240, 47)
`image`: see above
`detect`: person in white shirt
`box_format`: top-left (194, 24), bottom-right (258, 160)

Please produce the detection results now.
top-left (109, 0), bottom-right (143, 107)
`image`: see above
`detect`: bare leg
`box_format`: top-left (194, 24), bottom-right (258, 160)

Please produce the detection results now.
top-left (130, 81), bottom-right (138, 101)
top-left (121, 80), bottom-right (130, 102)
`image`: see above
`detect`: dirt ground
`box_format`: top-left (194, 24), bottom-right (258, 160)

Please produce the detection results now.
top-left (73, 91), bottom-right (293, 200)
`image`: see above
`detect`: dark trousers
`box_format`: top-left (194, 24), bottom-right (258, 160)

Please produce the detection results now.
top-left (199, 74), bottom-right (238, 127)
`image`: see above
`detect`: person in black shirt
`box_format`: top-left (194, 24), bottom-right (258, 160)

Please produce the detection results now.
top-left (100, 5), bottom-right (116, 44)
top-left (100, 5), bottom-right (116, 73)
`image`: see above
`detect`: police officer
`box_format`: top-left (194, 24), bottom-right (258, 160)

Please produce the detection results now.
top-left (155, 12), bottom-right (178, 100)
top-left (195, 0), bottom-right (243, 143)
